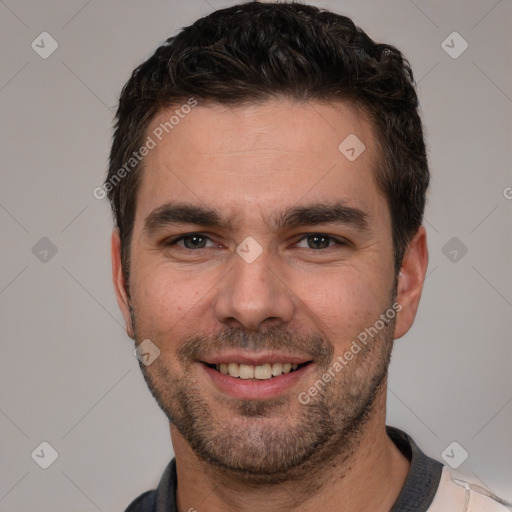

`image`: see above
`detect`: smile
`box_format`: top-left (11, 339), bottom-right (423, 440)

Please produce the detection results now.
top-left (200, 360), bottom-right (314, 400)
top-left (206, 362), bottom-right (309, 380)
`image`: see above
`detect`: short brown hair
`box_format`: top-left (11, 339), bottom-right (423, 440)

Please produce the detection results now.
top-left (106, 1), bottom-right (429, 285)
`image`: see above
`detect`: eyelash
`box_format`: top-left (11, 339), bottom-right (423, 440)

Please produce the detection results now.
top-left (164, 233), bottom-right (349, 250)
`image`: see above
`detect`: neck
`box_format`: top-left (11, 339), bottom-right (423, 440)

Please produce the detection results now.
top-left (171, 386), bottom-right (410, 512)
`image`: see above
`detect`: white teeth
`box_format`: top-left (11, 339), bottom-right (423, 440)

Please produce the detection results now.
top-left (271, 363), bottom-right (283, 376)
top-left (239, 364), bottom-right (254, 379)
top-left (227, 362), bottom-right (239, 378)
top-left (254, 364), bottom-right (272, 380)
top-left (213, 362), bottom-right (303, 379)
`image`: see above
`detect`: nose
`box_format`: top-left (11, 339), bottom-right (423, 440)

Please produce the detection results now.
top-left (214, 247), bottom-right (295, 331)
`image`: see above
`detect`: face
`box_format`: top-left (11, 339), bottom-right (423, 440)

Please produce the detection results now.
top-left (112, 99), bottom-right (426, 481)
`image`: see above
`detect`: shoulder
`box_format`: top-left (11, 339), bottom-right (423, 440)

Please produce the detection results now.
top-left (428, 466), bottom-right (512, 511)
top-left (124, 459), bottom-right (177, 512)
top-left (124, 490), bottom-right (157, 512)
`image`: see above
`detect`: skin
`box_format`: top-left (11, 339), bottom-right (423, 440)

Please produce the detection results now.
top-left (112, 99), bottom-right (428, 511)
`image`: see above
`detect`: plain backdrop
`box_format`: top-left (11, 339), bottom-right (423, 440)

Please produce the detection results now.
top-left (0, 0), bottom-right (511, 510)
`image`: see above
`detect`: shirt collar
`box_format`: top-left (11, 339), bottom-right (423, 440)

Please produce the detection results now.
top-left (153, 426), bottom-right (443, 512)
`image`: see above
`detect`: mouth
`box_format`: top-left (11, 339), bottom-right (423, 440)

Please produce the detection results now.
top-left (202, 361), bottom-right (311, 380)
top-left (199, 357), bottom-right (314, 400)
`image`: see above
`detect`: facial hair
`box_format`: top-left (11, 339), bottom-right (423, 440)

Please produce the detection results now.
top-left (131, 306), bottom-right (396, 484)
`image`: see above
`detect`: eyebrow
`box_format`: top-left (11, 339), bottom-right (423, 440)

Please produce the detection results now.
top-left (142, 200), bottom-right (370, 236)
top-left (274, 202), bottom-right (369, 232)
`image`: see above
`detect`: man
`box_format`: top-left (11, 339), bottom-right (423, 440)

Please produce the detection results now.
top-left (105, 2), bottom-right (510, 510)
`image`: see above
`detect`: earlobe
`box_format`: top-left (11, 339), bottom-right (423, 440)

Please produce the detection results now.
top-left (111, 229), bottom-right (135, 339)
top-left (394, 226), bottom-right (429, 340)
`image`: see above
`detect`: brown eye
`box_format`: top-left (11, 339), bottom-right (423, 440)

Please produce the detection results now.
top-left (307, 235), bottom-right (331, 249)
top-left (181, 235), bottom-right (207, 249)
top-left (296, 233), bottom-right (343, 250)
top-left (165, 233), bottom-right (215, 249)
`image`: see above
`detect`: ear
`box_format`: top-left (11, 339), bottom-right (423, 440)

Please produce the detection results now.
top-left (394, 226), bottom-right (428, 340)
top-left (111, 229), bottom-right (135, 339)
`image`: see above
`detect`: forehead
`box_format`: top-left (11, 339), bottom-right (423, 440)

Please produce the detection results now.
top-left (134, 99), bottom-right (387, 230)
top-left (147, 99), bottom-right (374, 159)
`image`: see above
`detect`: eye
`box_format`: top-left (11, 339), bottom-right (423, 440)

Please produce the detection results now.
top-left (166, 233), bottom-right (216, 250)
top-left (296, 233), bottom-right (346, 250)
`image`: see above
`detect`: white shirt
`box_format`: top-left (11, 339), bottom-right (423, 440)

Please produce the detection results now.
top-left (428, 466), bottom-right (511, 511)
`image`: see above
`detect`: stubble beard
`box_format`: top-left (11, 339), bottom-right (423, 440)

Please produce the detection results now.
top-left (131, 307), bottom-right (395, 484)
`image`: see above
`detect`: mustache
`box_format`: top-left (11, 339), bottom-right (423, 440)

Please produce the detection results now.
top-left (177, 325), bottom-right (334, 365)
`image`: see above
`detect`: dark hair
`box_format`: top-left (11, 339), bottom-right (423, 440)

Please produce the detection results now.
top-left (106, 0), bottom-right (429, 285)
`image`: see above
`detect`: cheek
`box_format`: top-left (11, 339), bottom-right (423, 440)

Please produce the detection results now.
top-left (131, 266), bottom-right (198, 340)
top-left (294, 265), bottom-right (391, 340)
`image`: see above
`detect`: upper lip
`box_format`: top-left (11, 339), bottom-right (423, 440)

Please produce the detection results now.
top-left (200, 351), bottom-right (313, 366)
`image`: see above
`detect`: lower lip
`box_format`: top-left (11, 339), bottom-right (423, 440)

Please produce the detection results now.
top-left (201, 363), bottom-right (312, 400)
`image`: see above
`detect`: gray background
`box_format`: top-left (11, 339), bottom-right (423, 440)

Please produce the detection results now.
top-left (1, 0), bottom-right (511, 510)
